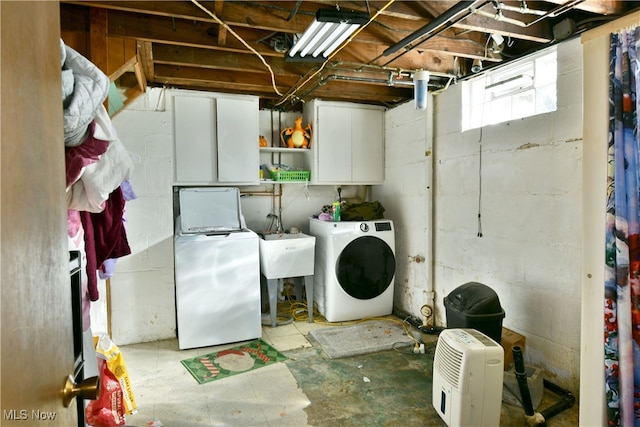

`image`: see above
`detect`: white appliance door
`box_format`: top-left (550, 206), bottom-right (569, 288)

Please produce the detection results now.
top-left (179, 187), bottom-right (245, 233)
top-left (175, 231), bottom-right (261, 349)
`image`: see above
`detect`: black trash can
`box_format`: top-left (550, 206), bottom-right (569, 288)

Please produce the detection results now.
top-left (444, 281), bottom-right (505, 343)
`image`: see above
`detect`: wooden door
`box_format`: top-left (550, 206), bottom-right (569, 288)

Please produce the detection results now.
top-left (1, 2), bottom-right (78, 426)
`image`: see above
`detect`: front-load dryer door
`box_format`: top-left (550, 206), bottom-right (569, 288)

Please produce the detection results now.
top-left (336, 236), bottom-right (395, 299)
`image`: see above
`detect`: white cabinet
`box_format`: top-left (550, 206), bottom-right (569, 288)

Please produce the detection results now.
top-left (173, 91), bottom-right (259, 185)
top-left (304, 100), bottom-right (385, 185)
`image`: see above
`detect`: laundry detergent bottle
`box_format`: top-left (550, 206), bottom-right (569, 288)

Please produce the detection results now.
top-left (332, 202), bottom-right (341, 222)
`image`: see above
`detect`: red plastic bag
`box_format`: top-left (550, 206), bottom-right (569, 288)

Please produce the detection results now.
top-left (85, 359), bottom-right (126, 427)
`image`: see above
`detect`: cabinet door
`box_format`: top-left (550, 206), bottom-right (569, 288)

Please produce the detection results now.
top-left (351, 107), bottom-right (384, 183)
top-left (316, 104), bottom-right (351, 183)
top-left (173, 95), bottom-right (217, 183)
top-left (217, 97), bottom-right (259, 183)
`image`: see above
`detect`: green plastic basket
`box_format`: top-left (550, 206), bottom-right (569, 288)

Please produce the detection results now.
top-left (270, 170), bottom-right (310, 182)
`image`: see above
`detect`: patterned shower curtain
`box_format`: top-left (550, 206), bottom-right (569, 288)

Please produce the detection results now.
top-left (605, 27), bottom-right (640, 427)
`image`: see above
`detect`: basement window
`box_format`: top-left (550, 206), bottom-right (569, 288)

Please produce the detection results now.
top-left (461, 47), bottom-right (557, 131)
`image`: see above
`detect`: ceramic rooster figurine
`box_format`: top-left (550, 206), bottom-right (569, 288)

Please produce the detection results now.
top-left (280, 116), bottom-right (312, 149)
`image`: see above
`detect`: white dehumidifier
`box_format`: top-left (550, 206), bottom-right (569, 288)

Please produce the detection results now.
top-left (432, 328), bottom-right (504, 426)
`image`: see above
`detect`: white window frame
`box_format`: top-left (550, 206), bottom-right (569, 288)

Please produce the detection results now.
top-left (462, 46), bottom-right (557, 131)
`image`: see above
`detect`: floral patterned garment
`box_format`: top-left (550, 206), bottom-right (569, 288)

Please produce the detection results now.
top-left (605, 28), bottom-right (640, 427)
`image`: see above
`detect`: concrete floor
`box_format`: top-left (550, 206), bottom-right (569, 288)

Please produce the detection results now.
top-left (120, 316), bottom-right (580, 427)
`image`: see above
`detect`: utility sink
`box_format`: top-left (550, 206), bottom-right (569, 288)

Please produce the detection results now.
top-left (259, 233), bottom-right (315, 279)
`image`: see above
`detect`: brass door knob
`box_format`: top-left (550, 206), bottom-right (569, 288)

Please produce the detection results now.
top-left (62, 375), bottom-right (100, 407)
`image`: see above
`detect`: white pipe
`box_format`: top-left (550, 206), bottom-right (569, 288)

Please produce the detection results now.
top-left (498, 2), bottom-right (547, 16)
top-left (472, 0), bottom-right (586, 29)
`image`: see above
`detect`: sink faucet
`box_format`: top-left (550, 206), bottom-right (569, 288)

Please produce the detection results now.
top-left (266, 213), bottom-right (283, 233)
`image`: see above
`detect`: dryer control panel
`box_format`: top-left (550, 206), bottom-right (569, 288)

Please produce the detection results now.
top-left (375, 222), bottom-right (392, 232)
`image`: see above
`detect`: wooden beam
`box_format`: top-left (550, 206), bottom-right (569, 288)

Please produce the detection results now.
top-left (581, 10), bottom-right (640, 43)
top-left (108, 55), bottom-right (137, 81)
top-left (214, 0), bottom-right (227, 45)
top-left (62, 1), bottom-right (214, 21)
top-left (63, 2), bottom-right (504, 74)
top-left (546, 0), bottom-right (634, 15)
top-left (152, 63), bottom-right (410, 101)
top-left (289, 79), bottom-right (413, 104)
top-left (104, 9), bottom-right (282, 57)
top-left (65, 0), bottom-right (555, 44)
top-left (149, 40), bottom-right (459, 83)
top-left (134, 59), bottom-right (147, 92)
top-left (105, 8), bottom-right (466, 76)
top-left (150, 43), bottom-right (307, 76)
top-left (154, 63), bottom-right (301, 88)
top-left (89, 7), bottom-right (108, 71)
top-left (137, 40), bottom-right (155, 82)
top-left (105, 53), bottom-right (147, 97)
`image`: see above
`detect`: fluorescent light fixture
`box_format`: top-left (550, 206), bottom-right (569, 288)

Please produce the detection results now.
top-left (287, 8), bottom-right (369, 62)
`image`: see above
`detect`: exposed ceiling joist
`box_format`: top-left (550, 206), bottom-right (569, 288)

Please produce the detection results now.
top-left (60, 0), bottom-right (640, 110)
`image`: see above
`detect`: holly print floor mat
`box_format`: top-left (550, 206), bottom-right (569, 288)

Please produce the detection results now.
top-left (181, 339), bottom-right (288, 384)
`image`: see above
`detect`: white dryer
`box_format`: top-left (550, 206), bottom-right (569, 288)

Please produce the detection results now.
top-left (309, 218), bottom-right (396, 322)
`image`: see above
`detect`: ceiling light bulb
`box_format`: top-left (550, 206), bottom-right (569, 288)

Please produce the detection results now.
top-left (321, 24), bottom-right (359, 58)
top-left (288, 20), bottom-right (322, 57)
top-left (311, 23), bottom-right (347, 57)
top-left (300, 24), bottom-right (332, 57)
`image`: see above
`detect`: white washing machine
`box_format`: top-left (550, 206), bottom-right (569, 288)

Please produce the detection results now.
top-left (309, 218), bottom-right (396, 322)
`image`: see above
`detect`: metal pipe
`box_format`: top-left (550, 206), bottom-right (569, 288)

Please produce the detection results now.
top-left (323, 74), bottom-right (416, 86)
top-left (270, 108), bottom-right (274, 147)
top-left (286, 0), bottom-right (303, 21)
top-left (380, 1), bottom-right (491, 67)
top-left (241, 190), bottom-right (278, 196)
top-left (297, 73), bottom-right (422, 101)
top-left (383, 1), bottom-right (483, 56)
top-left (331, 60), bottom-right (412, 76)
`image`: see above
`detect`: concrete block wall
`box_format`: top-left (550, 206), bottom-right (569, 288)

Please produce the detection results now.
top-left (372, 101), bottom-right (434, 321)
top-left (432, 38), bottom-right (583, 392)
top-left (108, 89), bottom-right (176, 344)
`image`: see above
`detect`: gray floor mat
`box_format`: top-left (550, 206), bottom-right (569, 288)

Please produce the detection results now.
top-left (309, 319), bottom-right (414, 358)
